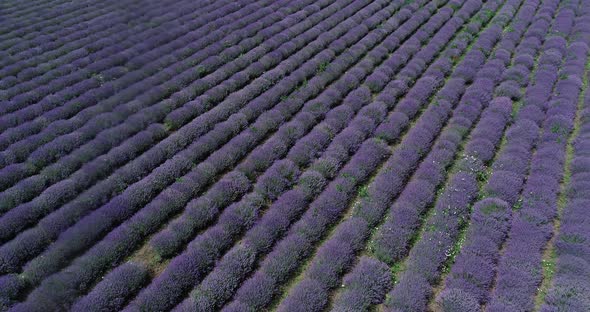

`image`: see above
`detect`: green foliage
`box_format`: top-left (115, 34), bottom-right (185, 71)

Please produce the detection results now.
top-left (358, 186), bottom-right (369, 198)
top-left (317, 62), bottom-right (329, 73)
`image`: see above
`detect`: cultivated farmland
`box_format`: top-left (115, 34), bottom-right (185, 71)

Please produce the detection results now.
top-left (0, 0), bottom-right (589, 311)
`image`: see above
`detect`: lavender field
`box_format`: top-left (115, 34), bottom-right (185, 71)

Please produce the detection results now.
top-left (0, 0), bottom-right (589, 311)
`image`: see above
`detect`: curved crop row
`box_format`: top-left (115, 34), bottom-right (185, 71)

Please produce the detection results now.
top-left (326, 0), bottom-right (558, 308)
top-left (0, 0), bottom-right (171, 82)
top-left (435, 2), bottom-right (584, 309)
top-left (5, 0), bottom-right (412, 310)
top-left (219, 1), bottom-right (512, 311)
top-left (0, 0), bottom-right (254, 112)
top-left (2, 0), bottom-right (589, 310)
top-left (0, 0), bottom-right (278, 152)
top-left (101, 1), bottom-right (434, 310)
top-left (487, 5), bottom-right (590, 310)
top-left (310, 0), bottom-right (542, 309)
top-left (0, 0), bottom-right (327, 221)
top-left (0, 0), bottom-right (326, 247)
top-left (273, 1), bottom-right (515, 311)
top-left (384, 1), bottom-right (586, 310)
top-left (540, 55), bottom-right (590, 312)
top-left (0, 0), bottom-right (374, 282)
top-left (0, 0), bottom-right (262, 141)
top-left (176, 0), bottom-right (485, 310)
top-left (0, 0), bottom-right (355, 213)
top-left (148, 0), bottom-right (426, 261)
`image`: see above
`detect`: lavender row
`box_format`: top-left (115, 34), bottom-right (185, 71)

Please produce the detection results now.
top-left (274, 2), bottom-right (510, 311)
top-left (2, 1), bottom-right (222, 102)
top-left (0, 0), bottom-right (261, 117)
top-left (8, 1), bottom-right (405, 309)
top-left (0, 0), bottom-right (218, 123)
top-left (0, 0), bottom-right (341, 199)
top-left (223, 142), bottom-right (389, 312)
top-left (217, 2), bottom-right (510, 311)
top-left (129, 0), bottom-right (406, 300)
top-left (0, 273), bottom-right (25, 310)
top-left (0, 0), bottom-right (215, 76)
top-left (0, 0), bottom-right (346, 224)
top-left (0, 0), bottom-right (133, 61)
top-left (134, 142), bottom-right (386, 312)
top-left (0, 0), bottom-right (374, 282)
top-left (0, 0), bottom-right (171, 83)
top-left (0, 6), bottom-right (384, 300)
top-left (127, 1), bottom-right (443, 308)
top-left (0, 0), bottom-right (222, 90)
top-left (338, 97), bottom-right (512, 312)
top-left (281, 59), bottom-right (475, 311)
top-left (386, 7), bottom-right (564, 312)
top-left (0, 0), bottom-right (379, 280)
top-left (116, 1), bottom-right (439, 309)
top-left (0, 123), bottom-right (170, 272)
top-left (436, 2), bottom-right (575, 308)
top-left (481, 4), bottom-right (582, 307)
top-left (0, 0), bottom-right (74, 24)
top-left (130, 0), bottom-right (382, 255)
top-left (0, 0), bottom-right (130, 76)
top-left (0, 0), bottom-right (333, 198)
top-left (488, 6), bottom-right (590, 310)
top-left (178, 0), bottom-right (478, 310)
top-left (0, 0), bottom-right (329, 220)
top-left (331, 256), bottom-right (393, 311)
top-left (70, 262), bottom-right (149, 312)
top-left (0, 0), bottom-right (64, 17)
top-left (150, 0), bottom-right (453, 261)
top-left (150, 0), bottom-right (474, 305)
top-left (316, 0), bottom-right (540, 302)
top-left (384, 1), bottom-right (577, 310)
top-left (323, 0), bottom-right (537, 308)
top-left (0, 0), bottom-right (342, 215)
top-left (382, 164), bottom-right (477, 311)
top-left (2, 0), bottom-right (262, 155)
top-left (0, 0), bottom-right (150, 44)
top-left (0, 0), bottom-right (320, 242)
top-left (541, 62), bottom-right (590, 312)
top-left (155, 142), bottom-right (384, 312)
top-left (0, 0), bottom-right (278, 148)
top-left (177, 0), bottom-right (480, 309)
top-left (333, 97), bottom-right (508, 309)
top-left (0, 0), bottom-right (131, 53)
top-left (0, 0), bottom-right (269, 137)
